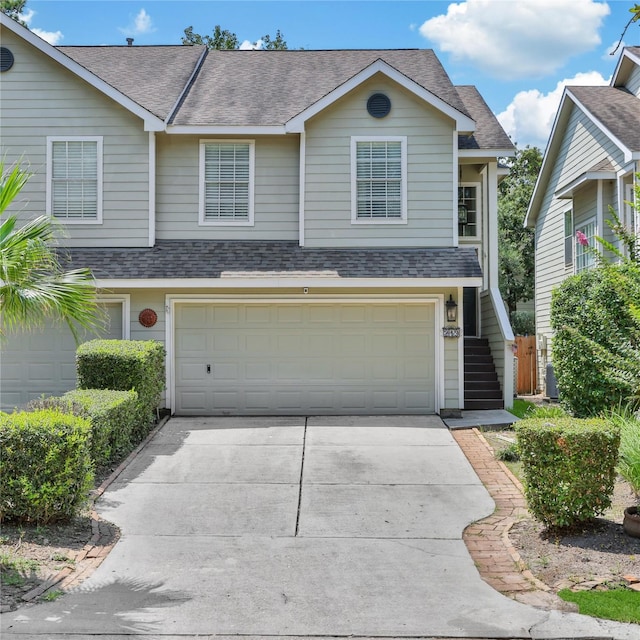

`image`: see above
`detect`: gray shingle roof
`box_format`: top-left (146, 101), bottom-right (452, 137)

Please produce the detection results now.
top-left (58, 45), bottom-right (206, 120)
top-left (455, 86), bottom-right (514, 150)
top-left (62, 241), bottom-right (482, 280)
top-left (173, 49), bottom-right (470, 127)
top-left (568, 86), bottom-right (640, 151)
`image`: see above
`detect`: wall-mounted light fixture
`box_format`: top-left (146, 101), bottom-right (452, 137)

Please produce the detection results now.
top-left (445, 295), bottom-right (458, 323)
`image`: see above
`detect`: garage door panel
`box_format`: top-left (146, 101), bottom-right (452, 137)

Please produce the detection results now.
top-left (174, 303), bottom-right (436, 415)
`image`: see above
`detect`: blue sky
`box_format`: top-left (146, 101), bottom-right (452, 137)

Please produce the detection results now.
top-left (21, 0), bottom-right (640, 149)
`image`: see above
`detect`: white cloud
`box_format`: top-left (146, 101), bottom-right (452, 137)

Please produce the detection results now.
top-left (19, 8), bottom-right (63, 45)
top-left (239, 39), bottom-right (262, 50)
top-left (496, 71), bottom-right (609, 149)
top-left (119, 8), bottom-right (155, 36)
top-left (419, 0), bottom-right (609, 79)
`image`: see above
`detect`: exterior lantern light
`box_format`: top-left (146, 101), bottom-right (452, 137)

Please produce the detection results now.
top-left (445, 295), bottom-right (458, 323)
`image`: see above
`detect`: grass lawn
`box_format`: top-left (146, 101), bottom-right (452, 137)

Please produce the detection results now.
top-left (558, 588), bottom-right (640, 623)
top-left (508, 398), bottom-right (536, 418)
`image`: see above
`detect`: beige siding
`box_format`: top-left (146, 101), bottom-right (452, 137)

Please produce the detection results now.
top-left (303, 77), bottom-right (455, 247)
top-left (155, 134), bottom-right (299, 240)
top-left (0, 28), bottom-right (150, 247)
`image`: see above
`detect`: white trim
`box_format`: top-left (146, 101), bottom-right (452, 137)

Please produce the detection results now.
top-left (98, 294), bottom-right (131, 339)
top-left (453, 131), bottom-right (459, 247)
top-left (165, 294), bottom-right (444, 415)
top-left (299, 132), bottom-right (306, 246)
top-left (167, 125), bottom-right (286, 135)
top-left (459, 149), bottom-right (516, 159)
top-left (555, 170), bottom-right (618, 199)
top-left (457, 286), bottom-right (465, 409)
top-left (198, 139), bottom-right (255, 227)
top-left (575, 216), bottom-right (597, 273)
top-left (148, 132), bottom-right (156, 247)
top-left (46, 136), bottom-right (103, 224)
top-left (596, 180), bottom-right (604, 241)
top-left (0, 14), bottom-right (165, 131)
top-left (486, 163), bottom-right (499, 288)
top-left (350, 136), bottom-right (408, 225)
top-left (612, 47), bottom-right (640, 88)
top-left (286, 59), bottom-right (476, 133)
top-left (97, 276), bottom-right (484, 290)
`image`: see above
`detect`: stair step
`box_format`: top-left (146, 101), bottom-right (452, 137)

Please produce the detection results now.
top-left (464, 389), bottom-right (504, 400)
top-left (465, 363), bottom-right (496, 373)
top-left (464, 380), bottom-right (501, 391)
top-left (464, 354), bottom-right (494, 364)
top-left (464, 398), bottom-right (505, 410)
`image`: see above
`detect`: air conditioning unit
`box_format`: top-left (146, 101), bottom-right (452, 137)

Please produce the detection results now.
top-left (545, 363), bottom-right (559, 400)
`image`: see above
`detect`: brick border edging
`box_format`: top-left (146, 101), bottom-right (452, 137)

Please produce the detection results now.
top-left (21, 415), bottom-right (171, 603)
top-left (452, 427), bottom-right (551, 596)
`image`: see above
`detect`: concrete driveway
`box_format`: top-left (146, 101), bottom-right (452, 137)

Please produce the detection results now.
top-left (2, 416), bottom-right (637, 638)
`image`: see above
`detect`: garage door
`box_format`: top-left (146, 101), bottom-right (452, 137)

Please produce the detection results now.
top-left (174, 302), bottom-right (436, 415)
top-left (0, 303), bottom-right (124, 411)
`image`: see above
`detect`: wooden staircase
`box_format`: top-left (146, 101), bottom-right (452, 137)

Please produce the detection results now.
top-left (464, 337), bottom-right (504, 410)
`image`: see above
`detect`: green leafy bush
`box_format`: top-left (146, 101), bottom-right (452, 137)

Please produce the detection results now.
top-left (0, 410), bottom-right (93, 524)
top-left (606, 407), bottom-right (640, 501)
top-left (515, 417), bottom-right (620, 528)
top-left (76, 340), bottom-right (165, 442)
top-left (551, 264), bottom-right (640, 416)
top-left (63, 389), bottom-right (138, 466)
top-left (510, 310), bottom-right (535, 336)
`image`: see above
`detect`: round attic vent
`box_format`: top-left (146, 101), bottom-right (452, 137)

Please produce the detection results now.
top-left (367, 93), bottom-right (391, 118)
top-left (0, 47), bottom-right (15, 72)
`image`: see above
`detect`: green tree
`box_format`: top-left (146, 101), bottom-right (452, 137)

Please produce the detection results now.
top-left (610, 3), bottom-right (640, 56)
top-left (0, 160), bottom-right (103, 341)
top-left (182, 24), bottom-right (288, 50)
top-left (0, 0), bottom-right (27, 25)
top-left (498, 146), bottom-right (542, 318)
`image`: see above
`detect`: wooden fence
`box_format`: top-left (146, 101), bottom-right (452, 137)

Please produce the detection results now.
top-left (515, 335), bottom-right (537, 395)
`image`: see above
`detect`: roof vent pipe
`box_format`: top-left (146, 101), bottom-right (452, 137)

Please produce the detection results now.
top-left (126, 38), bottom-right (134, 46)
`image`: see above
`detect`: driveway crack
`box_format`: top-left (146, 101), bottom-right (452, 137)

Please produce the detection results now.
top-left (294, 417), bottom-right (308, 536)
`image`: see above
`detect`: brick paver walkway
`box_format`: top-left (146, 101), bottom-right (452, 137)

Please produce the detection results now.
top-left (452, 428), bottom-right (550, 596)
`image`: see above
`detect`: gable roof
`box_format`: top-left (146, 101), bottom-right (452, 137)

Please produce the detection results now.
top-left (526, 82), bottom-right (640, 227)
top-left (0, 13), bottom-right (165, 131)
top-left (58, 45), bottom-right (207, 121)
top-left (612, 46), bottom-right (640, 88)
top-left (455, 85), bottom-right (514, 153)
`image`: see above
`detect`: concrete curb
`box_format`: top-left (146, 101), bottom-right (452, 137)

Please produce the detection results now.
top-left (21, 415), bottom-right (171, 603)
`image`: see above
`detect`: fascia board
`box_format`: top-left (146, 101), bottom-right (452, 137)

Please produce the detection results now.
top-left (1, 15), bottom-right (165, 131)
top-left (165, 125), bottom-right (287, 135)
top-left (459, 149), bottom-right (516, 159)
top-left (285, 59), bottom-right (476, 133)
top-left (612, 47), bottom-right (640, 87)
top-left (555, 171), bottom-right (618, 199)
top-left (96, 276), bottom-right (483, 289)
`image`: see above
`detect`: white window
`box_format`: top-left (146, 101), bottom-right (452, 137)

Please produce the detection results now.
top-left (564, 210), bottom-right (573, 267)
top-left (575, 218), bottom-right (596, 273)
top-left (458, 183), bottom-right (480, 238)
top-left (47, 137), bottom-right (102, 223)
top-left (351, 137), bottom-right (407, 224)
top-left (199, 140), bottom-right (254, 226)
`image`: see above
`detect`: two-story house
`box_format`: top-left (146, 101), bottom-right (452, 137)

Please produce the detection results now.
top-left (0, 14), bottom-right (515, 416)
top-left (526, 46), bottom-right (640, 395)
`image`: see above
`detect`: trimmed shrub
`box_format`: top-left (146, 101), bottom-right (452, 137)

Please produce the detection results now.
top-left (63, 389), bottom-right (138, 466)
top-left (510, 310), bottom-right (535, 336)
top-left (551, 265), bottom-right (640, 416)
top-left (515, 417), bottom-right (620, 528)
top-left (0, 410), bottom-right (93, 524)
top-left (76, 340), bottom-right (165, 442)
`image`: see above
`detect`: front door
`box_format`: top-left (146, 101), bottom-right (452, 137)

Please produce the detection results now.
top-left (463, 287), bottom-right (478, 337)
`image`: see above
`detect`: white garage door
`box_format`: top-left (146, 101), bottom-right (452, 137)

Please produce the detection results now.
top-left (0, 303), bottom-right (124, 411)
top-left (174, 302), bottom-right (436, 415)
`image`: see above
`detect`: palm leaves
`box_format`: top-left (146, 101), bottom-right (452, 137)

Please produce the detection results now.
top-left (0, 159), bottom-right (103, 341)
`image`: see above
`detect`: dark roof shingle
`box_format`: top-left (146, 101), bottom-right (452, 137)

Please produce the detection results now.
top-left (63, 241), bottom-right (482, 280)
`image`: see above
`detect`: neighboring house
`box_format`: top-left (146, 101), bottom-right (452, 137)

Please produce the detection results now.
top-left (526, 47), bottom-right (640, 395)
top-left (0, 14), bottom-right (515, 416)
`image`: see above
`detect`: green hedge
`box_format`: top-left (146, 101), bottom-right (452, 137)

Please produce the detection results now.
top-left (515, 417), bottom-right (620, 528)
top-left (76, 340), bottom-right (165, 442)
top-left (551, 265), bottom-right (640, 416)
top-left (0, 410), bottom-right (93, 524)
top-left (63, 389), bottom-right (138, 466)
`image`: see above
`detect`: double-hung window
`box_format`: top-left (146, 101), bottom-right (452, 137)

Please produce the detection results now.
top-left (47, 137), bottom-right (102, 223)
top-left (564, 210), bottom-right (573, 267)
top-left (351, 137), bottom-right (407, 224)
top-left (575, 218), bottom-right (596, 273)
top-left (199, 140), bottom-right (254, 226)
top-left (458, 184), bottom-right (480, 238)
